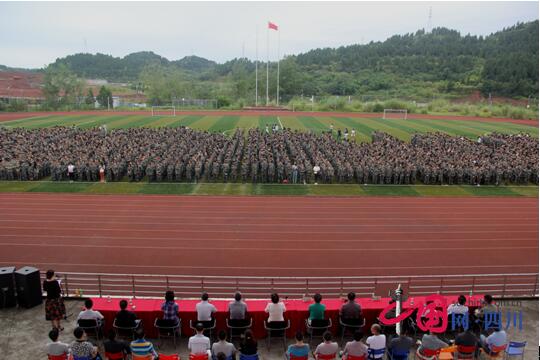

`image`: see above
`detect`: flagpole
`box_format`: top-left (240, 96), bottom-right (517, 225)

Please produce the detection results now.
top-left (266, 21), bottom-right (269, 106)
top-left (277, 27), bottom-right (280, 107)
top-left (255, 27), bottom-right (258, 107)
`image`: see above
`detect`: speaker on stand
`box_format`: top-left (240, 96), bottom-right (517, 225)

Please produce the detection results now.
top-left (15, 266), bottom-right (43, 308)
top-left (0, 266), bottom-right (16, 308)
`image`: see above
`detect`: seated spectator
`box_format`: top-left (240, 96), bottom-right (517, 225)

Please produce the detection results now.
top-left (212, 330), bottom-right (236, 359)
top-left (130, 329), bottom-right (158, 359)
top-left (286, 332), bottom-right (310, 359)
top-left (77, 299), bottom-right (104, 326)
top-left (340, 292), bottom-right (362, 325)
top-left (115, 299), bottom-right (141, 328)
top-left (388, 331), bottom-right (414, 358)
top-left (454, 327), bottom-right (479, 357)
top-left (238, 330), bottom-right (258, 356)
top-left (46, 328), bottom-right (69, 358)
top-left (197, 292), bottom-right (217, 328)
top-left (70, 327), bottom-right (98, 360)
top-left (480, 326), bottom-right (507, 354)
top-left (475, 294), bottom-right (498, 319)
top-left (265, 292), bottom-right (286, 329)
top-left (417, 330), bottom-right (448, 357)
top-left (447, 295), bottom-right (469, 316)
top-left (159, 290), bottom-right (180, 327)
top-left (314, 331), bottom-right (339, 358)
top-left (104, 329), bottom-right (131, 357)
top-left (189, 323), bottom-right (211, 356)
top-left (309, 293), bottom-right (327, 327)
top-left (343, 331), bottom-right (368, 359)
top-left (366, 324), bottom-right (386, 359)
top-left (228, 291), bottom-right (249, 327)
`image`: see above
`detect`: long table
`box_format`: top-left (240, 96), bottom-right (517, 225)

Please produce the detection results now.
top-left (92, 295), bottom-right (483, 339)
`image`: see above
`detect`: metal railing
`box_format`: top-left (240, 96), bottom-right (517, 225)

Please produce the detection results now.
top-left (39, 271), bottom-right (539, 300)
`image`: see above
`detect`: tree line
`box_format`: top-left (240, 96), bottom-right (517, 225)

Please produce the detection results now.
top-left (19, 20), bottom-right (540, 108)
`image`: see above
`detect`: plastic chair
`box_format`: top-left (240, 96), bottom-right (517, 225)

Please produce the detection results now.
top-left (77, 318), bottom-right (102, 341)
top-left (159, 354), bottom-right (181, 360)
top-left (72, 356), bottom-right (92, 360)
top-left (289, 355), bottom-right (309, 360)
top-left (439, 346), bottom-right (457, 360)
top-left (132, 355), bottom-right (154, 360)
top-left (264, 319), bottom-right (291, 350)
top-left (344, 355), bottom-right (367, 360)
top-left (504, 341), bottom-right (526, 360)
top-left (387, 349), bottom-right (410, 360)
top-left (105, 352), bottom-right (127, 360)
top-left (305, 318), bottom-right (332, 344)
top-left (239, 354), bottom-right (259, 360)
top-left (48, 355), bottom-right (68, 360)
top-left (415, 348), bottom-right (440, 360)
top-left (456, 345), bottom-right (476, 359)
top-left (226, 317), bottom-right (253, 342)
top-left (190, 319), bottom-right (216, 339)
top-left (483, 344), bottom-right (507, 359)
top-left (190, 353), bottom-right (209, 360)
top-left (113, 317), bottom-right (140, 340)
top-left (367, 348), bottom-right (386, 360)
top-left (316, 353), bottom-right (337, 360)
top-left (155, 318), bottom-right (181, 348)
top-left (340, 317), bottom-right (365, 346)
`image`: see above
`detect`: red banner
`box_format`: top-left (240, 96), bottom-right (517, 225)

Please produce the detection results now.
top-left (268, 21), bottom-right (278, 31)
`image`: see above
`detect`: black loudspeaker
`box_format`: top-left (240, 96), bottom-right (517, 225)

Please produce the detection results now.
top-left (15, 266), bottom-right (43, 308)
top-left (0, 266), bottom-right (16, 308)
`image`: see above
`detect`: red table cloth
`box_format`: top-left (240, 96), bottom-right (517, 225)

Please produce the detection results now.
top-left (92, 295), bottom-right (483, 339)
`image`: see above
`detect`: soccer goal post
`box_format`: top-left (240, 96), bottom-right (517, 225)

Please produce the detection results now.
top-left (151, 106), bottom-right (176, 116)
top-left (383, 109), bottom-right (408, 120)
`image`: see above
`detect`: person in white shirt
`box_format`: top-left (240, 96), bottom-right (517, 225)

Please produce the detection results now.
top-left (212, 330), bottom-right (237, 359)
top-left (67, 164), bottom-right (75, 181)
top-left (447, 295), bottom-right (469, 316)
top-left (314, 331), bottom-right (339, 357)
top-left (351, 129), bottom-right (356, 139)
top-left (77, 299), bottom-right (104, 326)
top-left (313, 165), bottom-right (321, 185)
top-left (46, 328), bottom-right (70, 358)
top-left (196, 292), bottom-right (217, 328)
top-left (343, 331), bottom-right (368, 358)
top-left (265, 293), bottom-right (286, 329)
top-left (189, 323), bottom-right (211, 357)
top-left (366, 324), bottom-right (386, 359)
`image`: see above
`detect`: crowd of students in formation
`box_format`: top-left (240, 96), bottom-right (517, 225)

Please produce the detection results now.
top-left (44, 269), bottom-right (510, 360)
top-left (2, 126), bottom-right (537, 185)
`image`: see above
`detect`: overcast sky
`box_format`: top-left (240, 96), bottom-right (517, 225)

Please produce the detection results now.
top-left (0, 1), bottom-right (538, 68)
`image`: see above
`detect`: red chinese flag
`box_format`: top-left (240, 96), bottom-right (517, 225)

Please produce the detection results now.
top-left (268, 21), bottom-right (278, 31)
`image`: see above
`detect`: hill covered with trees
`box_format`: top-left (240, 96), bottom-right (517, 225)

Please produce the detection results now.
top-left (3, 21), bottom-right (538, 106)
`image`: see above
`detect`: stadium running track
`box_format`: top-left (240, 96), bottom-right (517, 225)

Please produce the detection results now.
top-left (0, 193), bottom-right (537, 278)
top-left (0, 110), bottom-right (537, 127)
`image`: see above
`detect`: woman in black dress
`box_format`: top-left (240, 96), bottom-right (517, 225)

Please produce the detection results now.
top-left (42, 269), bottom-right (66, 330)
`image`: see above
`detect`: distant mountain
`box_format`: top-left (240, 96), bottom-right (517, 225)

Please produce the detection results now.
top-left (49, 51), bottom-right (216, 82)
top-left (171, 55), bottom-right (216, 72)
top-left (2, 20), bottom-right (537, 99)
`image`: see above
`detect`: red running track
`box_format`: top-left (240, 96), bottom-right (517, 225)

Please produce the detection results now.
top-left (0, 110), bottom-right (537, 127)
top-left (0, 193), bottom-right (537, 277)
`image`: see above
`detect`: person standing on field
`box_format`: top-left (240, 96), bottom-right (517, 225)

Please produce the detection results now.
top-left (313, 164), bottom-right (321, 185)
top-left (99, 166), bottom-right (106, 183)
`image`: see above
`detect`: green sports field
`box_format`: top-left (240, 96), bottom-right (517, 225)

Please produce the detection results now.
top-left (2, 113), bottom-right (538, 141)
top-left (1, 113), bottom-right (537, 197)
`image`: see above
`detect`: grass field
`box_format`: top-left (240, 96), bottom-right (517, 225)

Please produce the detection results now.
top-left (0, 181), bottom-right (536, 197)
top-left (2, 113), bottom-right (538, 141)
